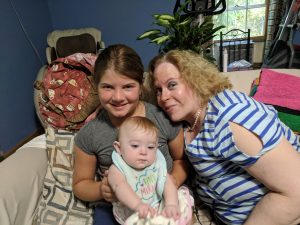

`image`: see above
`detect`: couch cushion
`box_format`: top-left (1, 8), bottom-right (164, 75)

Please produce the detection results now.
top-left (33, 127), bottom-right (93, 225)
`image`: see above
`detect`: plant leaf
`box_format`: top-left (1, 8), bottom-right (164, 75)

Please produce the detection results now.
top-left (137, 29), bottom-right (161, 40)
top-left (137, 0), bottom-right (222, 62)
top-left (155, 18), bottom-right (171, 27)
top-left (179, 17), bottom-right (192, 26)
top-left (157, 14), bottom-right (176, 21)
top-left (151, 35), bottom-right (170, 44)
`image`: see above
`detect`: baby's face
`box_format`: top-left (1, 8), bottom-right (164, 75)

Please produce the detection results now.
top-left (118, 128), bottom-right (158, 170)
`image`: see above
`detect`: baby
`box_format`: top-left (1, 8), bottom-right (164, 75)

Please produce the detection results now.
top-left (108, 116), bottom-right (193, 224)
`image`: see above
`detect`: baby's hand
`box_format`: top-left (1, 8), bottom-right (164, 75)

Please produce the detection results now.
top-left (161, 204), bottom-right (180, 220)
top-left (135, 202), bottom-right (157, 218)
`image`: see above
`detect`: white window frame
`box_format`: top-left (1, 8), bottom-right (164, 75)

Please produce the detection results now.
top-left (213, 0), bottom-right (267, 40)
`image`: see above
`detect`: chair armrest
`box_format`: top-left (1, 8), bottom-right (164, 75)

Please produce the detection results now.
top-left (0, 146), bottom-right (47, 225)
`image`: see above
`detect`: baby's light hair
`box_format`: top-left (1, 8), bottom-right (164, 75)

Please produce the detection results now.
top-left (117, 116), bottom-right (159, 141)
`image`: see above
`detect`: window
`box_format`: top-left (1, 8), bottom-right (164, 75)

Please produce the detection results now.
top-left (213, 0), bottom-right (267, 39)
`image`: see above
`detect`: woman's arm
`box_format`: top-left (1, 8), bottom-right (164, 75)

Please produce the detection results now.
top-left (168, 128), bottom-right (190, 187)
top-left (72, 145), bottom-right (103, 201)
top-left (229, 122), bottom-right (300, 225)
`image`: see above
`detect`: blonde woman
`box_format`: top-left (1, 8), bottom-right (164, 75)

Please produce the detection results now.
top-left (148, 49), bottom-right (300, 225)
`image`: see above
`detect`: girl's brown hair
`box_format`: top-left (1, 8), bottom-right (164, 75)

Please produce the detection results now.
top-left (94, 44), bottom-right (144, 85)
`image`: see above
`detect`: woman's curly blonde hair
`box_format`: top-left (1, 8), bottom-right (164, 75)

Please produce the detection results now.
top-left (148, 50), bottom-right (232, 105)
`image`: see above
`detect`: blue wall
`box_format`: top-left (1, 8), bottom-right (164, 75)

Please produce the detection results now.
top-left (0, 0), bottom-right (52, 152)
top-left (48, 0), bottom-right (173, 66)
top-left (1, 0), bottom-right (174, 152)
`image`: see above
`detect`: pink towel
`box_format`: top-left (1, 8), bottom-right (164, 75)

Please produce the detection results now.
top-left (253, 69), bottom-right (300, 111)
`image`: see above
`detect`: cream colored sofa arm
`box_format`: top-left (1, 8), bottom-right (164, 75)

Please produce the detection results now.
top-left (222, 69), bottom-right (260, 94)
top-left (0, 145), bottom-right (47, 225)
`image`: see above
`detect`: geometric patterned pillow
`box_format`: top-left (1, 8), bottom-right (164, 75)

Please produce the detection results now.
top-left (33, 126), bottom-right (93, 225)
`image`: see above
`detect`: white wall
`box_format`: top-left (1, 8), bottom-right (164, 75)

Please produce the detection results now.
top-left (253, 41), bottom-right (265, 64)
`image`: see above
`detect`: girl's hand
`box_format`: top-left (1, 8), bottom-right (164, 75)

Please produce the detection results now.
top-left (101, 170), bottom-right (117, 202)
top-left (161, 204), bottom-right (180, 220)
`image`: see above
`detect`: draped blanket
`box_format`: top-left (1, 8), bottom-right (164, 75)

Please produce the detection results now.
top-left (251, 69), bottom-right (300, 134)
top-left (253, 69), bottom-right (300, 111)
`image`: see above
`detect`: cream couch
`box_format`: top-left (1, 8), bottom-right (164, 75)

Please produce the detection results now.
top-left (1, 69), bottom-right (300, 225)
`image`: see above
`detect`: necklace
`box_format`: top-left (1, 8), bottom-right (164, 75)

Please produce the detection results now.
top-left (188, 108), bottom-right (202, 132)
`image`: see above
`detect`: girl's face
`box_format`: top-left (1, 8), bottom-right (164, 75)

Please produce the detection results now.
top-left (98, 69), bottom-right (141, 121)
top-left (153, 62), bottom-right (199, 123)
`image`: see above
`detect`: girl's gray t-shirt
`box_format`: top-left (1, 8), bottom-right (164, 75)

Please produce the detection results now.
top-left (74, 102), bottom-right (181, 179)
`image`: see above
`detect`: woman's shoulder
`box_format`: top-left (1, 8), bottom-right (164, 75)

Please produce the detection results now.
top-left (215, 89), bottom-right (276, 111)
top-left (206, 89), bottom-right (276, 128)
top-left (207, 89), bottom-right (282, 144)
top-left (212, 89), bottom-right (248, 105)
top-left (208, 89), bottom-right (260, 114)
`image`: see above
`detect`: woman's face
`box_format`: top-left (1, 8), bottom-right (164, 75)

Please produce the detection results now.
top-left (98, 69), bottom-right (141, 120)
top-left (153, 62), bottom-right (198, 123)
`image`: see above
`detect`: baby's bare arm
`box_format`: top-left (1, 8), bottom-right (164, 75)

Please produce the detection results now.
top-left (162, 174), bottom-right (180, 219)
top-left (108, 165), bottom-right (141, 210)
top-left (108, 165), bottom-right (157, 218)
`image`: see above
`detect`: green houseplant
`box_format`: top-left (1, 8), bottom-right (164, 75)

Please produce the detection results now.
top-left (137, 1), bottom-right (224, 62)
